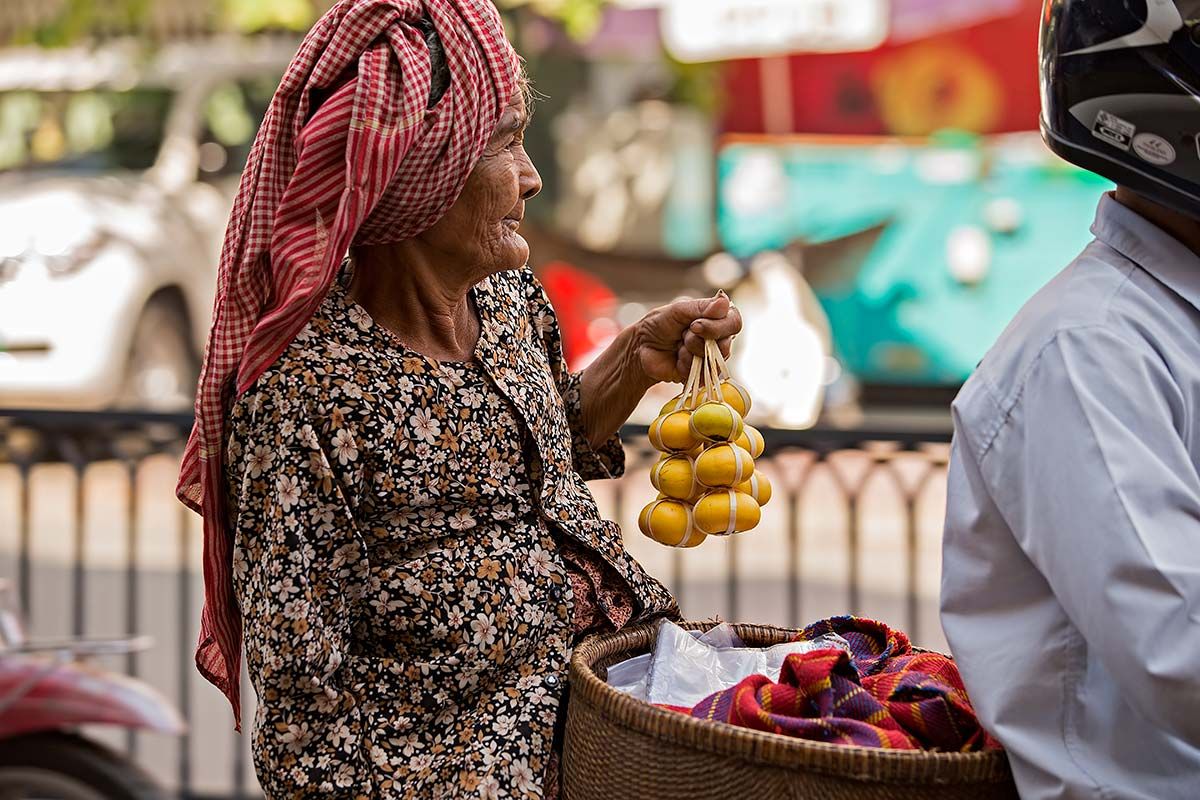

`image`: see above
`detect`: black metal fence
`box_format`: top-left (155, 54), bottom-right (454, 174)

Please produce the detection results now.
top-left (0, 408), bottom-right (952, 798)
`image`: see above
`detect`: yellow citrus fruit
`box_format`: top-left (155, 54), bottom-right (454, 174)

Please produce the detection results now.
top-left (689, 401), bottom-right (745, 443)
top-left (735, 425), bottom-right (765, 459)
top-left (693, 490), bottom-right (761, 535)
top-left (650, 455), bottom-right (697, 500)
top-left (649, 410), bottom-right (698, 453)
top-left (720, 380), bottom-right (752, 417)
top-left (677, 526), bottom-right (707, 549)
top-left (660, 393), bottom-right (696, 415)
top-left (695, 443), bottom-right (755, 489)
top-left (737, 470), bottom-right (773, 507)
top-left (638, 498), bottom-right (696, 547)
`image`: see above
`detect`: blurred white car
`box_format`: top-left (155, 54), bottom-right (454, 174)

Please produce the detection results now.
top-left (0, 40), bottom-right (294, 410)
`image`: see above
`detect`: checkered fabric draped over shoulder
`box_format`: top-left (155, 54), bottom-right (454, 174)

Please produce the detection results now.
top-left (174, 0), bottom-right (519, 729)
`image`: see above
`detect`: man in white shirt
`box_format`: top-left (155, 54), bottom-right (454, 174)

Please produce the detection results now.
top-left (941, 2), bottom-right (1200, 798)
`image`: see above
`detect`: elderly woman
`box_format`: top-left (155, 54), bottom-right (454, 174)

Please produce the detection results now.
top-left (176, 1), bottom-right (739, 797)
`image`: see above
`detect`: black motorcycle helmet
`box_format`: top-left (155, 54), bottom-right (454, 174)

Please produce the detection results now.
top-left (1041, 0), bottom-right (1200, 218)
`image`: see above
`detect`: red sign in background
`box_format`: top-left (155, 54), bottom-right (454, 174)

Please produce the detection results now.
top-left (720, 0), bottom-right (1044, 137)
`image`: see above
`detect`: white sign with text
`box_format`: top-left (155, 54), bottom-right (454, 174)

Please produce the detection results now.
top-left (662, 0), bottom-right (890, 62)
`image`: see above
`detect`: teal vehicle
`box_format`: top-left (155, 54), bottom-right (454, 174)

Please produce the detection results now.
top-left (716, 134), bottom-right (1112, 387)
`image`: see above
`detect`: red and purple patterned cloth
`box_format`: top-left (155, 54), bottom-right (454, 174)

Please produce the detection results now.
top-left (691, 616), bottom-right (1000, 752)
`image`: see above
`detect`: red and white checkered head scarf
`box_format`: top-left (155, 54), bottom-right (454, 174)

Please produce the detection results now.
top-left (176, 0), bottom-right (519, 728)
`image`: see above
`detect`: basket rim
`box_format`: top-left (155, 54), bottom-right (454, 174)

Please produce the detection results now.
top-left (568, 620), bottom-right (1013, 783)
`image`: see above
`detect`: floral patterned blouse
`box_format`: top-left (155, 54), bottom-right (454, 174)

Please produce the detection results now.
top-left (224, 264), bottom-right (677, 799)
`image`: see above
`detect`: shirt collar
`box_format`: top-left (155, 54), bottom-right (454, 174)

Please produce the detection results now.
top-left (1091, 192), bottom-right (1200, 314)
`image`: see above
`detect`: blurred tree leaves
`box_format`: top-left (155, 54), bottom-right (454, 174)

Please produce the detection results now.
top-left (496, 0), bottom-right (610, 40)
top-left (21, 0), bottom-right (151, 47)
top-left (13, 0), bottom-right (618, 44)
top-left (13, 0), bottom-right (324, 44)
top-left (220, 0), bottom-right (319, 34)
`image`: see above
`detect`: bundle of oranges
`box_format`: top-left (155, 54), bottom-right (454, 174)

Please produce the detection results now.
top-left (638, 339), bottom-right (771, 549)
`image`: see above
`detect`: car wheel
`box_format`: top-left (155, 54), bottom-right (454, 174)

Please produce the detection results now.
top-left (116, 295), bottom-right (198, 412)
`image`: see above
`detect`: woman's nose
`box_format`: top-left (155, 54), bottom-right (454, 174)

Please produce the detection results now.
top-left (519, 151), bottom-right (542, 201)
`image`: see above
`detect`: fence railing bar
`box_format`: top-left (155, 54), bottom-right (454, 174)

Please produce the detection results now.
top-left (178, 501), bottom-right (192, 799)
top-left (847, 492), bottom-right (860, 614)
top-left (620, 424), bottom-right (952, 450)
top-left (0, 408), bottom-right (196, 430)
top-left (69, 454), bottom-right (86, 639)
top-left (783, 453), bottom-right (818, 629)
top-left (671, 547), bottom-right (684, 613)
top-left (908, 463), bottom-right (939, 644)
top-left (125, 459), bottom-right (140, 758)
top-left (727, 533), bottom-right (739, 622)
top-left (17, 464), bottom-right (31, 618)
top-left (787, 488), bottom-right (801, 629)
top-left (233, 662), bottom-right (248, 799)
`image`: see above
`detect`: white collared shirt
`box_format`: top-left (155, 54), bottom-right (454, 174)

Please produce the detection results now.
top-left (942, 193), bottom-right (1200, 799)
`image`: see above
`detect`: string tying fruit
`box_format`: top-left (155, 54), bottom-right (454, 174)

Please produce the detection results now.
top-left (695, 443), bottom-right (755, 489)
top-left (648, 410), bottom-right (698, 453)
top-left (690, 401), bottom-right (745, 443)
top-left (719, 379), bottom-right (752, 417)
top-left (694, 489), bottom-right (761, 536)
top-left (638, 498), bottom-right (704, 548)
top-left (737, 470), bottom-right (773, 507)
top-left (735, 425), bottom-right (765, 459)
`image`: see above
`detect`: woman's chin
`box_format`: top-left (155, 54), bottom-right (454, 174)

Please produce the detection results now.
top-left (497, 231), bottom-right (530, 270)
top-left (474, 225), bottom-right (531, 274)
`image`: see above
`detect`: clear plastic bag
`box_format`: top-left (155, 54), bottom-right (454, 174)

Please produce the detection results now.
top-left (606, 620), bottom-right (850, 710)
top-left (605, 623), bottom-right (743, 701)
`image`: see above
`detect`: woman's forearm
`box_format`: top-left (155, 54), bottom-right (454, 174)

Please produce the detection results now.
top-left (577, 325), bottom-right (656, 449)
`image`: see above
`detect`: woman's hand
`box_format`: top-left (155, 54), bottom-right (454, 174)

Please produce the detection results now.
top-left (629, 292), bottom-right (743, 387)
top-left (577, 292), bottom-right (742, 449)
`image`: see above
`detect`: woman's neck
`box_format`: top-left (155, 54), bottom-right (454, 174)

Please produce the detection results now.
top-left (347, 241), bottom-right (482, 362)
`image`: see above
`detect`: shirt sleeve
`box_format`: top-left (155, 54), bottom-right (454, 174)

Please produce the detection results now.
top-left (521, 268), bottom-right (626, 481)
top-left (227, 393), bottom-right (404, 797)
top-left (973, 325), bottom-right (1200, 741)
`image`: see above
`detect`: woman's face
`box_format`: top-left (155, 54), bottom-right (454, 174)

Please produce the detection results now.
top-left (419, 90), bottom-right (542, 277)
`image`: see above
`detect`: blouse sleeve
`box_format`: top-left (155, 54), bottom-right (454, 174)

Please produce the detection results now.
top-left (521, 268), bottom-right (626, 481)
top-left (226, 388), bottom-right (401, 797)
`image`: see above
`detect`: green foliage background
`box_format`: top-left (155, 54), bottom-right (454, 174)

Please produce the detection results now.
top-left (14, 0), bottom-right (615, 44)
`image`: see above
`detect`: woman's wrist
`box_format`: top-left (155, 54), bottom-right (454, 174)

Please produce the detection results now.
top-left (579, 324), bottom-right (657, 448)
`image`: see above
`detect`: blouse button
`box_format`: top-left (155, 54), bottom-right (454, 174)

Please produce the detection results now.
top-left (546, 674), bottom-right (560, 687)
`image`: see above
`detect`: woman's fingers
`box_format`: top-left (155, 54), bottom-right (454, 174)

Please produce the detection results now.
top-left (643, 294), bottom-right (741, 382)
top-left (683, 330), bottom-right (707, 358)
top-left (688, 305), bottom-right (742, 341)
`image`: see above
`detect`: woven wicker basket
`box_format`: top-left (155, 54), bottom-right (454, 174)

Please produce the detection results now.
top-left (563, 621), bottom-right (1019, 800)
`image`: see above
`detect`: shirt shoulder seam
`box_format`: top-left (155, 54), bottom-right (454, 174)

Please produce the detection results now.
top-left (975, 320), bottom-right (1123, 464)
top-left (974, 257), bottom-right (1137, 460)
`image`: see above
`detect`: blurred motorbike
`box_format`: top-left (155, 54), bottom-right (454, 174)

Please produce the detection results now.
top-left (0, 581), bottom-right (182, 799)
